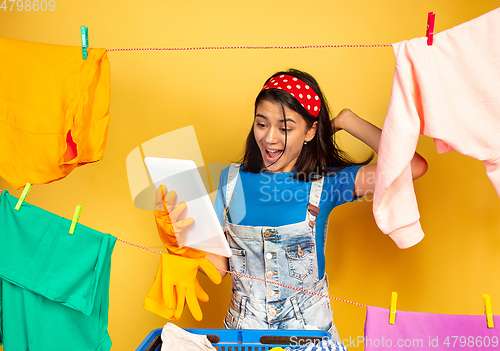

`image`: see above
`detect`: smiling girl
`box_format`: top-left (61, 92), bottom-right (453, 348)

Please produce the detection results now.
top-left (208, 69), bottom-right (427, 341)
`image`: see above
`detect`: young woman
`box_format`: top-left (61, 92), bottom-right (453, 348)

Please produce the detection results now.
top-left (207, 69), bottom-right (427, 341)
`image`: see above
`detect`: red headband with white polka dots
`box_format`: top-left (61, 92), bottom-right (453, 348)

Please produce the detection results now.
top-left (262, 74), bottom-right (321, 118)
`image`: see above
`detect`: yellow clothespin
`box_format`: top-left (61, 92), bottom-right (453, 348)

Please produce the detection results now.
top-left (389, 292), bottom-right (398, 325)
top-left (15, 183), bottom-right (32, 210)
top-left (69, 205), bottom-right (82, 234)
top-left (483, 294), bottom-right (494, 328)
top-left (81, 26), bottom-right (88, 59)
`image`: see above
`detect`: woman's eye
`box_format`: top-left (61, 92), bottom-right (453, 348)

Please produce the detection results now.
top-left (256, 123), bottom-right (266, 128)
top-left (280, 128), bottom-right (292, 132)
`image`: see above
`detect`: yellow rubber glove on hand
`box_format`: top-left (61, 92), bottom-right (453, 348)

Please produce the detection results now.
top-left (145, 186), bottom-right (222, 321)
top-left (154, 184), bottom-right (205, 259)
top-left (144, 254), bottom-right (221, 321)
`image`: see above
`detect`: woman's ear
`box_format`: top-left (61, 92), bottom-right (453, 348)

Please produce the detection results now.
top-left (305, 121), bottom-right (318, 142)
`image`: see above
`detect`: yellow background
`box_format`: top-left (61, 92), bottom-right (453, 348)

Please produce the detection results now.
top-left (1, 1), bottom-right (500, 350)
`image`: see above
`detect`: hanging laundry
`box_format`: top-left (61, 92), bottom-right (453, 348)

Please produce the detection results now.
top-left (364, 306), bottom-right (500, 350)
top-left (0, 36), bottom-right (111, 189)
top-left (373, 8), bottom-right (500, 248)
top-left (160, 323), bottom-right (216, 351)
top-left (0, 191), bottom-right (116, 351)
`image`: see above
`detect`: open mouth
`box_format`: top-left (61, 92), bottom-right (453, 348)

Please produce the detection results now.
top-left (264, 148), bottom-right (284, 163)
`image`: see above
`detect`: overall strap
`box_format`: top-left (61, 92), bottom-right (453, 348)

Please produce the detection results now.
top-left (223, 163), bottom-right (241, 225)
top-left (306, 176), bottom-right (325, 228)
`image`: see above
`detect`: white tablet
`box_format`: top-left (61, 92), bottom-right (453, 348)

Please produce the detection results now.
top-left (144, 157), bottom-right (231, 257)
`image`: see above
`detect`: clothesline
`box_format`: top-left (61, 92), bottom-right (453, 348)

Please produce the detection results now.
top-left (106, 44), bottom-right (392, 52)
top-left (115, 237), bottom-right (367, 308)
top-left (0, 190), bottom-right (367, 308)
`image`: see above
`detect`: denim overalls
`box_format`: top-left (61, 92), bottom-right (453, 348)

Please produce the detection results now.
top-left (223, 164), bottom-right (341, 342)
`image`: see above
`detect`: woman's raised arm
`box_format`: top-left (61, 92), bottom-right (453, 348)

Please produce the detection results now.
top-left (332, 109), bottom-right (428, 197)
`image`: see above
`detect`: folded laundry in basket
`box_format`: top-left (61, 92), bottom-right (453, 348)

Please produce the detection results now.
top-left (283, 339), bottom-right (348, 350)
top-left (161, 323), bottom-right (216, 351)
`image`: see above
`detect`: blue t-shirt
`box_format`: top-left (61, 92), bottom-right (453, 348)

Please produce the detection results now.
top-left (214, 165), bottom-right (362, 279)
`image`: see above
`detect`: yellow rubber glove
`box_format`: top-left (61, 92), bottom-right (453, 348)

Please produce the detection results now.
top-left (144, 254), bottom-right (214, 320)
top-left (144, 254), bottom-right (222, 321)
top-left (154, 185), bottom-right (205, 259)
top-left (144, 254), bottom-right (179, 320)
top-left (146, 186), bottom-right (221, 321)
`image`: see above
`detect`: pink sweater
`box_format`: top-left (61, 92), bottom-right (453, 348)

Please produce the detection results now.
top-left (374, 8), bottom-right (500, 248)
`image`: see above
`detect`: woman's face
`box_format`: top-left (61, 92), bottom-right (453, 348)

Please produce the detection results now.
top-left (254, 99), bottom-right (317, 173)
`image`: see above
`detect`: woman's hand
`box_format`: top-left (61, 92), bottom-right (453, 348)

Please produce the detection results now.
top-left (331, 108), bottom-right (354, 133)
top-left (154, 185), bottom-right (205, 258)
top-left (332, 109), bottom-right (382, 152)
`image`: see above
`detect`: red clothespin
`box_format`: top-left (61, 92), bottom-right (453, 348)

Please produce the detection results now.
top-left (426, 12), bottom-right (435, 46)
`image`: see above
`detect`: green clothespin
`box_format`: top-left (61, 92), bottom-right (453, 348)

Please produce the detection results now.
top-left (69, 205), bottom-right (82, 234)
top-left (15, 183), bottom-right (32, 211)
top-left (81, 26), bottom-right (88, 59)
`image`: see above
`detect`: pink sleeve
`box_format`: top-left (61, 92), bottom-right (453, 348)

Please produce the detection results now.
top-left (372, 41), bottom-right (425, 249)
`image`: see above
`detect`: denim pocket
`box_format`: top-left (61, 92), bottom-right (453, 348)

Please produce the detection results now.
top-left (285, 241), bottom-right (315, 280)
top-left (301, 298), bottom-right (334, 335)
top-left (224, 309), bottom-right (234, 329)
top-left (228, 247), bottom-right (246, 281)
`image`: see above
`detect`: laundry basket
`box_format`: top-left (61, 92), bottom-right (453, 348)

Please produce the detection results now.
top-left (135, 328), bottom-right (331, 351)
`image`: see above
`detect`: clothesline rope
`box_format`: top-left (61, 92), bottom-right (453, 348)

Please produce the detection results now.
top-left (218, 268), bottom-right (367, 308)
top-left (0, 191), bottom-right (367, 308)
top-left (106, 44), bottom-right (392, 52)
top-left (116, 238), bottom-right (367, 308)
top-left (116, 237), bottom-right (163, 255)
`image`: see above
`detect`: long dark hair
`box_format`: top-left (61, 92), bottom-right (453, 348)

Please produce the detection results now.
top-left (239, 69), bottom-right (372, 181)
